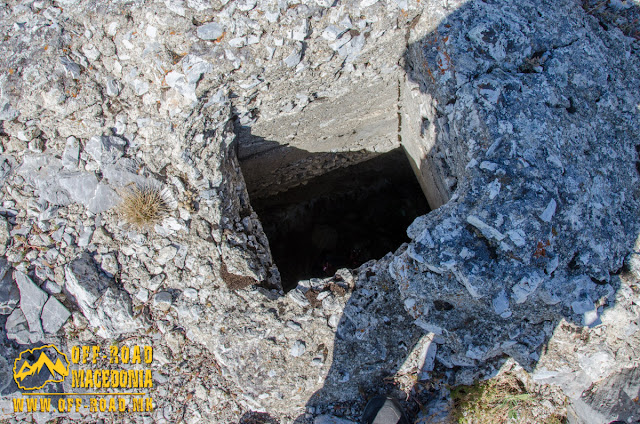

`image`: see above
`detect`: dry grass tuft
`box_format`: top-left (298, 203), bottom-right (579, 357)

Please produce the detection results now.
top-left (118, 184), bottom-right (169, 230)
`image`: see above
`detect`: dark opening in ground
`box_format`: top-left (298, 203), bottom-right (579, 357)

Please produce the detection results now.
top-left (247, 148), bottom-right (430, 291)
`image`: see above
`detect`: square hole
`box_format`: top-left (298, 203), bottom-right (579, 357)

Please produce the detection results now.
top-left (241, 147), bottom-right (430, 291)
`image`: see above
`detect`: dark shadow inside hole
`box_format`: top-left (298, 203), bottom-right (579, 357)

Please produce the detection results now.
top-left (249, 148), bottom-right (430, 291)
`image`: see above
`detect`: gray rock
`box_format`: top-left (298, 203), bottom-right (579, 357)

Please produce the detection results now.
top-left (570, 365), bottom-right (640, 424)
top-left (290, 340), bottom-right (306, 357)
top-left (196, 22), bottom-right (224, 41)
top-left (17, 155), bottom-right (70, 206)
top-left (183, 288), bottom-right (197, 300)
top-left (0, 216), bottom-right (8, 255)
top-left (82, 43), bottom-right (100, 61)
top-left (65, 253), bottom-right (142, 338)
top-left (321, 25), bottom-right (344, 41)
top-left (106, 78), bottom-right (121, 97)
top-left (58, 172), bottom-right (98, 205)
top-left (182, 54), bottom-right (213, 84)
top-left (77, 226), bottom-right (94, 247)
top-left (393, 0), bottom-right (640, 395)
top-left (228, 37), bottom-right (246, 49)
top-left (0, 102), bottom-right (19, 121)
top-left (539, 198), bottom-right (557, 222)
top-left (14, 271), bottom-right (47, 340)
top-left (101, 158), bottom-right (146, 187)
top-left (99, 253), bottom-right (118, 277)
top-left (87, 183), bottom-right (119, 214)
top-left (314, 416), bottom-right (357, 424)
top-left (156, 246), bottom-right (178, 265)
top-left (338, 34), bottom-right (365, 63)
top-left (0, 355), bottom-right (12, 393)
top-left (291, 20), bottom-right (309, 41)
top-left (136, 288), bottom-right (149, 302)
top-left (0, 262), bottom-right (19, 315)
top-left (327, 314), bottom-right (340, 328)
top-left (147, 274), bottom-right (166, 291)
top-left (131, 79), bottom-right (149, 96)
top-left (284, 44), bottom-right (303, 68)
top-left (59, 56), bottom-right (81, 79)
top-left (6, 308), bottom-right (31, 344)
top-left (165, 71), bottom-right (197, 101)
top-left (100, 287), bottom-right (143, 334)
top-left (61, 136), bottom-right (79, 168)
top-left (329, 32), bottom-right (351, 51)
top-left (236, 0), bottom-right (256, 11)
top-left (153, 291), bottom-right (173, 312)
top-left (492, 289), bottom-right (512, 318)
top-left (40, 296), bottom-right (70, 334)
top-left (17, 126), bottom-right (40, 142)
top-left (44, 279), bottom-right (62, 294)
top-left (85, 135), bottom-right (126, 166)
top-left (288, 289), bottom-right (310, 307)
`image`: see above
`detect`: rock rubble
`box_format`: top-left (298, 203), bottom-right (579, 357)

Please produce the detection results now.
top-left (0, 0), bottom-right (639, 423)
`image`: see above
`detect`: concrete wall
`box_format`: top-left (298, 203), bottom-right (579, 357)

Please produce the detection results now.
top-left (237, 79), bottom-right (401, 199)
top-left (237, 75), bottom-right (452, 213)
top-left (400, 77), bottom-right (451, 210)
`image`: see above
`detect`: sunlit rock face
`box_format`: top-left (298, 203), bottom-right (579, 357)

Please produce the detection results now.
top-left (0, 0), bottom-right (639, 422)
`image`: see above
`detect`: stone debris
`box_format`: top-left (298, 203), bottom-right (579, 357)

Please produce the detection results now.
top-left (13, 271), bottom-right (47, 342)
top-left (0, 216), bottom-right (8, 255)
top-left (41, 296), bottom-right (71, 334)
top-left (0, 268), bottom-right (19, 315)
top-left (61, 136), bottom-right (80, 169)
top-left (153, 291), bottom-right (173, 312)
top-left (290, 340), bottom-right (306, 357)
top-left (0, 0), bottom-right (638, 422)
top-left (314, 415), bottom-right (357, 424)
top-left (85, 135), bottom-right (127, 167)
top-left (6, 308), bottom-right (31, 345)
top-left (196, 22), bottom-right (224, 40)
top-left (65, 253), bottom-right (142, 338)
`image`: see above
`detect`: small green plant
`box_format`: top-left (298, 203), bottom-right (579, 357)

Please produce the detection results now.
top-left (450, 374), bottom-right (565, 424)
top-left (118, 183), bottom-right (169, 230)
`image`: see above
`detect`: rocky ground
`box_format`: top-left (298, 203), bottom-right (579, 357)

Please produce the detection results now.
top-left (0, 0), bottom-right (639, 423)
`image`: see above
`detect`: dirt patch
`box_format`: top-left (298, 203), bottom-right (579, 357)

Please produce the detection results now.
top-left (221, 262), bottom-right (257, 290)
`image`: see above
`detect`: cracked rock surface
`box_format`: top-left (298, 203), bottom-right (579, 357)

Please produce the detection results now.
top-left (0, 0), bottom-right (639, 423)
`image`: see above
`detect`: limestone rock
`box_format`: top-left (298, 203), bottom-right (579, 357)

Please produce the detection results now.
top-left (570, 365), bottom-right (640, 424)
top-left (0, 260), bottom-right (18, 315)
top-left (58, 172), bottom-right (99, 205)
top-left (152, 292), bottom-right (173, 312)
top-left (85, 135), bottom-right (126, 166)
top-left (6, 308), bottom-right (31, 345)
top-left (61, 136), bottom-right (80, 169)
top-left (314, 416), bottom-right (357, 424)
top-left (196, 22), bottom-right (224, 40)
top-left (0, 216), bottom-right (8, 255)
top-left (40, 296), bottom-right (71, 334)
top-left (393, 0), bottom-right (640, 379)
top-left (0, 0), bottom-right (639, 421)
top-left (289, 340), bottom-right (306, 357)
top-left (65, 253), bottom-right (142, 338)
top-left (14, 271), bottom-right (47, 342)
